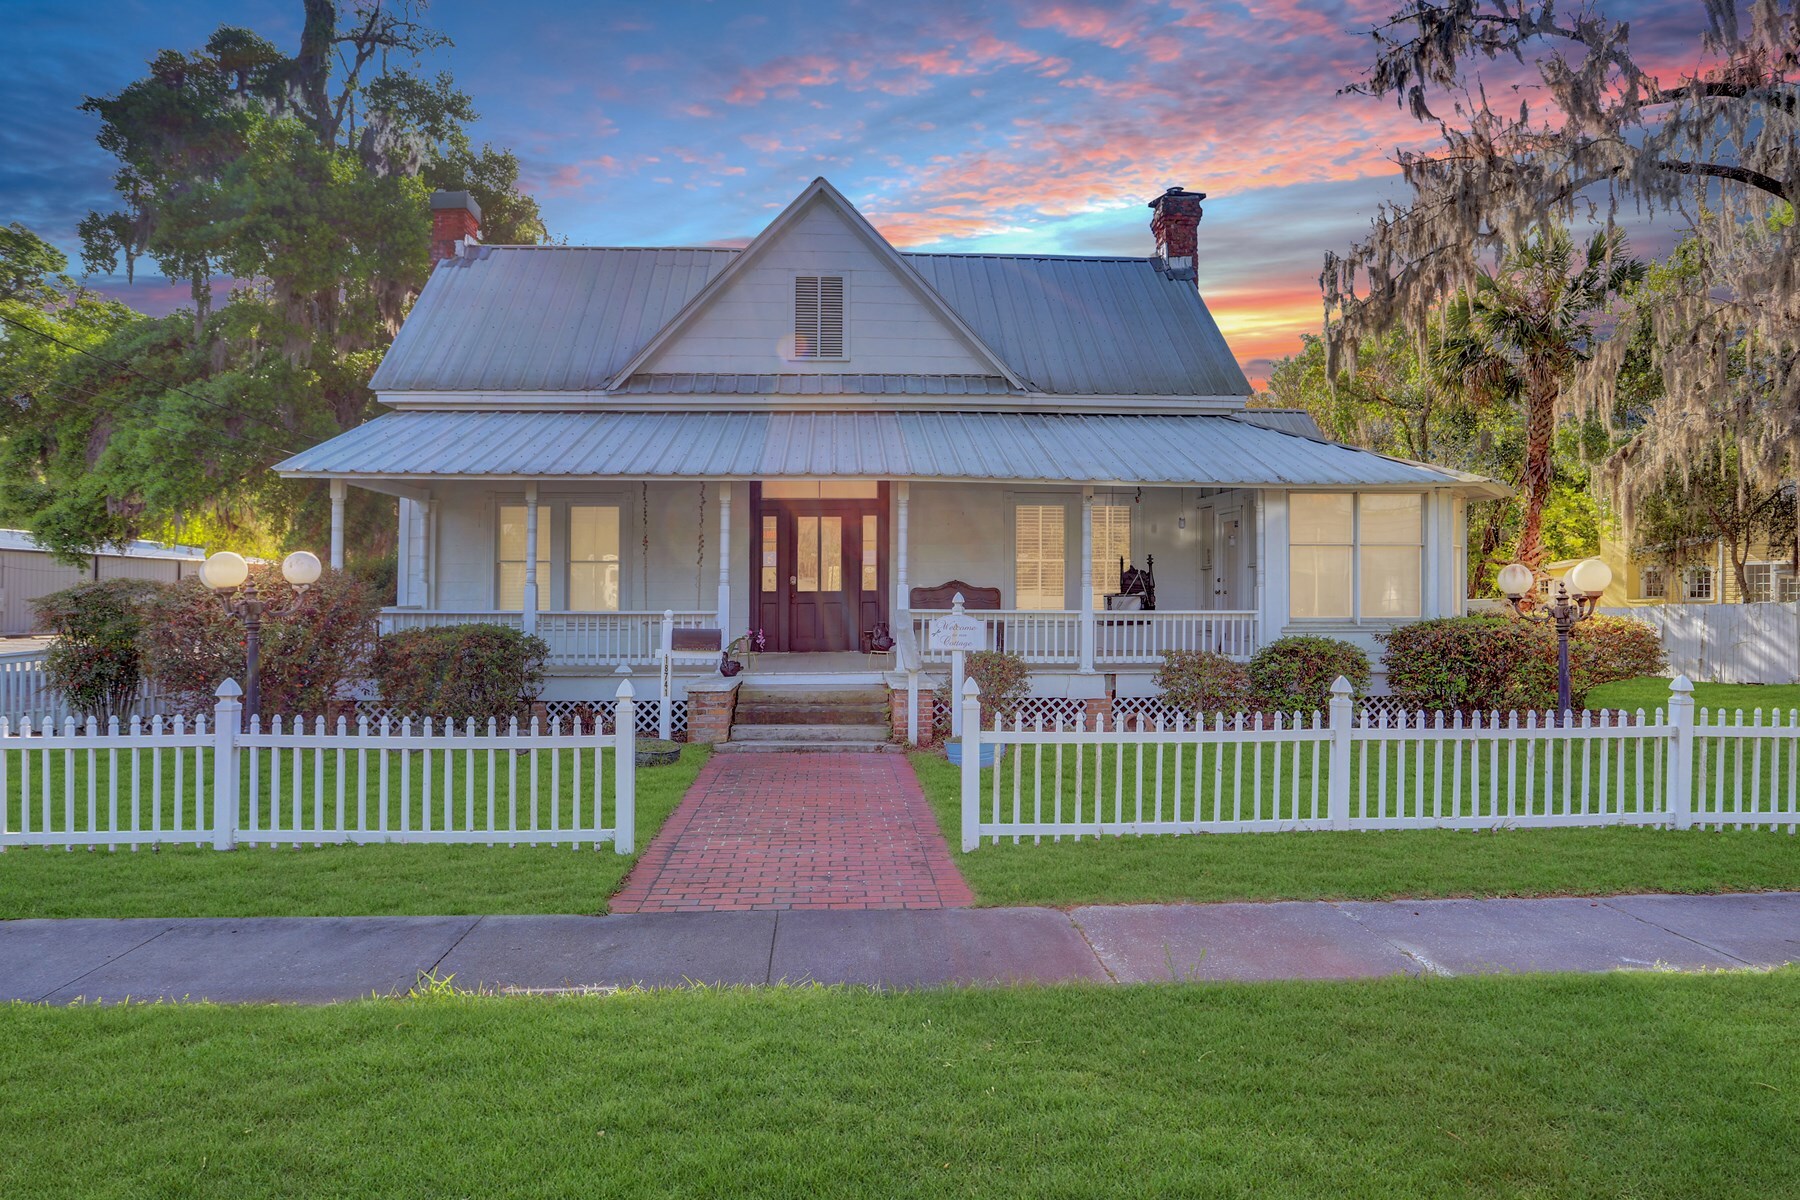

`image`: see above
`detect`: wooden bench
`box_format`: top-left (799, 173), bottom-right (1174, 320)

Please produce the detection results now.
top-left (910, 580), bottom-right (1004, 651)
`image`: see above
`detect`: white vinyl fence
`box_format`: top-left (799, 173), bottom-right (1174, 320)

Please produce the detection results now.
top-left (1, 680), bottom-right (639, 853)
top-left (1599, 602), bottom-right (1800, 684)
top-left (957, 675), bottom-right (1799, 849)
top-left (0, 648), bottom-right (176, 728)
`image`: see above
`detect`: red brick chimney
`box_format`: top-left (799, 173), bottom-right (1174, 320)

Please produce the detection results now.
top-left (1148, 186), bottom-right (1205, 280)
top-left (430, 190), bottom-right (482, 263)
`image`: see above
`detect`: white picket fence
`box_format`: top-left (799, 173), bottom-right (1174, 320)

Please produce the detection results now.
top-left (0, 648), bottom-right (175, 728)
top-left (1599, 602), bottom-right (1800, 684)
top-left (957, 675), bottom-right (1799, 848)
top-left (0, 680), bottom-right (639, 852)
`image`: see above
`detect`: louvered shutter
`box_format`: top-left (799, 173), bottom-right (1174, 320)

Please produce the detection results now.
top-left (794, 276), bottom-right (845, 358)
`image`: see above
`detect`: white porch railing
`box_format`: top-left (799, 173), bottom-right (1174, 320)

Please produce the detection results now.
top-left (957, 675), bottom-right (1797, 848)
top-left (379, 609), bottom-right (715, 667)
top-left (910, 610), bottom-right (1259, 667)
top-left (1, 680), bottom-right (639, 853)
top-left (1, 649), bottom-right (176, 727)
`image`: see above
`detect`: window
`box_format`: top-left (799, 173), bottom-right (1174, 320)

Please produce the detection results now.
top-left (761, 516), bottom-right (778, 593)
top-left (1745, 562), bottom-right (1798, 603)
top-left (1015, 504), bottom-right (1066, 610)
top-left (568, 505), bottom-right (621, 611)
top-left (497, 501), bottom-right (622, 611)
top-left (497, 505), bottom-right (551, 611)
top-left (760, 479), bottom-right (876, 499)
top-left (794, 515), bottom-right (842, 593)
top-left (1091, 504), bottom-right (1131, 610)
top-left (1289, 493), bottom-right (1422, 621)
top-left (861, 515), bottom-right (878, 592)
top-left (1684, 566), bottom-right (1714, 601)
top-left (1640, 564), bottom-right (1665, 599)
top-left (793, 276), bottom-right (845, 358)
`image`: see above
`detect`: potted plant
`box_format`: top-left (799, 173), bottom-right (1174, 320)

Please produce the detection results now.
top-left (936, 650), bottom-right (1029, 768)
top-left (635, 737), bottom-right (681, 768)
top-left (721, 627), bottom-right (766, 676)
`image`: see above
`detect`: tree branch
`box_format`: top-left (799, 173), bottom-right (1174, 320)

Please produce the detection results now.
top-left (1655, 159), bottom-right (1792, 201)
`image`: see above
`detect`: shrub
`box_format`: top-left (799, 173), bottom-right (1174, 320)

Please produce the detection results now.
top-left (1382, 614), bottom-right (1666, 713)
top-left (936, 650), bottom-right (1031, 730)
top-left (372, 623), bottom-right (549, 725)
top-left (31, 578), bottom-right (164, 724)
top-left (1248, 635), bottom-right (1370, 712)
top-left (1153, 650), bottom-right (1250, 718)
top-left (140, 565), bottom-right (378, 717)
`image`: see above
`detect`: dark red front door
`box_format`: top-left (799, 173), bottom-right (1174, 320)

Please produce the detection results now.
top-left (753, 484), bottom-right (887, 652)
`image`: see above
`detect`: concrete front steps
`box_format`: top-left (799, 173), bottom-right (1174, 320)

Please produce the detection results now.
top-left (718, 684), bottom-right (898, 753)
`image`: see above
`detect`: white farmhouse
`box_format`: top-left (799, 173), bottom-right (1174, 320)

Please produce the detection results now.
top-left (279, 178), bottom-right (1501, 742)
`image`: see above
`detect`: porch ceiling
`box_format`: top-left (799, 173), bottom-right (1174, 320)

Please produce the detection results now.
top-left (276, 410), bottom-right (1503, 493)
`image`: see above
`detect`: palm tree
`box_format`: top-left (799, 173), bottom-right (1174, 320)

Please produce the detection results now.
top-left (1436, 227), bottom-right (1644, 578)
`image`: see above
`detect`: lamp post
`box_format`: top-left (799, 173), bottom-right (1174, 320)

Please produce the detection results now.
top-left (1498, 557), bottom-right (1614, 714)
top-left (200, 550), bottom-right (322, 720)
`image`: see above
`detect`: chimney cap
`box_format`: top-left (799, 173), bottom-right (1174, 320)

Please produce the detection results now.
top-left (1148, 186), bottom-right (1206, 208)
top-left (431, 189), bottom-right (483, 222)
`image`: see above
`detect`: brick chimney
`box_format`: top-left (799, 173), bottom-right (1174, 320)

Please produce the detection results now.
top-left (1148, 186), bottom-right (1205, 280)
top-left (430, 190), bottom-right (482, 263)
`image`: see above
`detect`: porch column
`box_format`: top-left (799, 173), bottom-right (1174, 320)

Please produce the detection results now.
top-left (716, 483), bottom-right (731, 633)
top-left (406, 495), bottom-right (432, 608)
top-left (894, 481), bottom-right (910, 619)
top-left (522, 482), bottom-right (539, 633)
top-left (329, 478), bottom-right (346, 571)
top-left (1078, 487), bottom-right (1096, 673)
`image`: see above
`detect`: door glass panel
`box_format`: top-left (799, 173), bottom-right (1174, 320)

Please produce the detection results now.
top-left (761, 480), bottom-right (879, 499)
top-left (861, 515), bottom-right (877, 592)
top-left (761, 516), bottom-right (778, 592)
top-left (797, 516), bottom-right (820, 592)
top-left (821, 516), bottom-right (842, 592)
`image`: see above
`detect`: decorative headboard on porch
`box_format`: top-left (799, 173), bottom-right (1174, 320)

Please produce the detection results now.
top-left (909, 580), bottom-right (1002, 610)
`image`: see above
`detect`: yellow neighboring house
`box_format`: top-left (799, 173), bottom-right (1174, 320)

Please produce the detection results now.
top-left (1546, 533), bottom-right (1799, 609)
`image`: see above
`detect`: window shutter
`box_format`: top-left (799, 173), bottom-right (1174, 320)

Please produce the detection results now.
top-left (794, 276), bottom-right (844, 358)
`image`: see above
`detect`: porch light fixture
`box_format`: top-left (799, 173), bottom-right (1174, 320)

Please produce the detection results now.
top-left (201, 549), bottom-right (323, 720)
top-left (1499, 556), bottom-right (1613, 714)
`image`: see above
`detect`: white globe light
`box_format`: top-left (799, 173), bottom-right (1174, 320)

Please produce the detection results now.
top-left (1496, 563), bottom-right (1534, 598)
top-left (200, 550), bottom-right (249, 591)
top-left (281, 550), bottom-right (323, 587)
top-left (1568, 557), bottom-right (1613, 598)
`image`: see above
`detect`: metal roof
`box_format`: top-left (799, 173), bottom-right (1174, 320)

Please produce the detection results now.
top-left (615, 373), bottom-right (1022, 396)
top-left (276, 410), bottom-right (1496, 491)
top-left (0, 530), bottom-right (206, 561)
top-left (1231, 408), bottom-right (1325, 438)
top-left (369, 246), bottom-right (1251, 398)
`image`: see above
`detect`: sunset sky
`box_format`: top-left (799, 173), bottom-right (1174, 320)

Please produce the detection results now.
top-left (4, 0), bottom-right (1710, 386)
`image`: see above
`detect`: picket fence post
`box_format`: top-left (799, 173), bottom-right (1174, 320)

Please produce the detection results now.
top-left (615, 676), bottom-right (637, 854)
top-left (960, 678), bottom-right (982, 852)
top-left (658, 610), bottom-right (674, 742)
top-left (1667, 674), bottom-right (1695, 829)
top-left (211, 680), bottom-right (242, 850)
top-left (1327, 676), bottom-right (1353, 831)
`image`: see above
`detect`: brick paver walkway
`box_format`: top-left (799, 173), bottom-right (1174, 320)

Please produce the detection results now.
top-left (611, 752), bottom-right (973, 912)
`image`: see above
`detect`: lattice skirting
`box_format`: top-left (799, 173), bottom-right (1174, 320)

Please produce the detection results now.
top-left (932, 696), bottom-right (1088, 733)
top-left (355, 699), bottom-right (686, 739)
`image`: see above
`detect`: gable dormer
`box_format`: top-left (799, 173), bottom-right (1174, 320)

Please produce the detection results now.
top-left (621, 181), bottom-right (1017, 381)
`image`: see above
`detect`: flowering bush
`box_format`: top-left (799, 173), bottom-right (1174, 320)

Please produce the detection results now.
top-left (1382, 614), bottom-right (1666, 713)
top-left (1248, 636), bottom-right (1371, 713)
top-left (935, 650), bottom-right (1031, 729)
top-left (1153, 650), bottom-right (1250, 718)
top-left (372, 623), bottom-right (548, 725)
top-left (31, 578), bottom-right (163, 724)
top-left (139, 566), bottom-right (378, 717)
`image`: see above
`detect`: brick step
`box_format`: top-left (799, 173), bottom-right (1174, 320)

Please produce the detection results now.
top-left (728, 723), bottom-right (891, 744)
top-left (732, 703), bottom-right (889, 726)
top-left (735, 687), bottom-right (889, 707)
top-left (711, 740), bottom-right (901, 754)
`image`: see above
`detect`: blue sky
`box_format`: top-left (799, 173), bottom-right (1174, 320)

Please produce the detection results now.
top-left (3, 0), bottom-right (1708, 382)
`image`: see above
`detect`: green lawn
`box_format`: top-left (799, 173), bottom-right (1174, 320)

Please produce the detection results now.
top-left (0, 747), bottom-right (708, 919)
top-left (1589, 676), bottom-right (1800, 714)
top-left (913, 735), bottom-right (1800, 909)
top-left (2, 972), bottom-right (1795, 1198)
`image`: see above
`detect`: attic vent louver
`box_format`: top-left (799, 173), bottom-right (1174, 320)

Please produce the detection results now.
top-left (793, 275), bottom-right (845, 358)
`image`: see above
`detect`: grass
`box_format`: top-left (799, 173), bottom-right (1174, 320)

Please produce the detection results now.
top-left (0, 747), bottom-right (708, 919)
top-left (1589, 676), bottom-right (1800, 714)
top-left (2, 972), bottom-right (1796, 1198)
top-left (912, 742), bottom-right (1800, 908)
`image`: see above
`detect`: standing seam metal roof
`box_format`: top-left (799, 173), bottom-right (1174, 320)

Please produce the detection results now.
top-left (276, 410), bottom-right (1493, 490)
top-left (369, 246), bottom-right (1253, 398)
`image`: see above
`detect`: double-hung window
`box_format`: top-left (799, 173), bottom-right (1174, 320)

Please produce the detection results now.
top-left (1289, 492), bottom-right (1423, 621)
top-left (1014, 504), bottom-right (1066, 610)
top-left (1639, 564), bottom-right (1665, 600)
top-left (1090, 503), bottom-right (1132, 610)
top-left (497, 501), bottom-right (622, 611)
top-left (1683, 566), bottom-right (1714, 602)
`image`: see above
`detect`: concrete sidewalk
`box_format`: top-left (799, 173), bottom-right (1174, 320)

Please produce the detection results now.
top-left (4, 892), bottom-right (1795, 1004)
